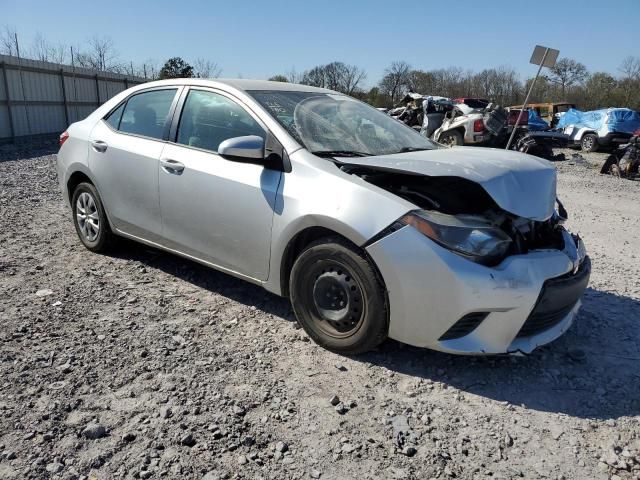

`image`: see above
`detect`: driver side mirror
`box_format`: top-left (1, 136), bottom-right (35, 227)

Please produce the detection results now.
top-left (218, 135), bottom-right (265, 161)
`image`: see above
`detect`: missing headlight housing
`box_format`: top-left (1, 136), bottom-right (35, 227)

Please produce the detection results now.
top-left (401, 210), bottom-right (512, 265)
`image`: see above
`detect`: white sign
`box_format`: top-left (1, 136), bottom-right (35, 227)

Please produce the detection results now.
top-left (530, 45), bottom-right (559, 68)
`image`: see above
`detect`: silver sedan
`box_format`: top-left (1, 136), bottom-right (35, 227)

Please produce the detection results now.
top-left (57, 79), bottom-right (590, 355)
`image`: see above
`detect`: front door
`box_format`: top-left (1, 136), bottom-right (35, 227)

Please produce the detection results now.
top-left (158, 88), bottom-right (281, 280)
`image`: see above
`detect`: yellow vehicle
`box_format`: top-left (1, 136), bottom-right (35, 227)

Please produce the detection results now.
top-left (510, 102), bottom-right (576, 127)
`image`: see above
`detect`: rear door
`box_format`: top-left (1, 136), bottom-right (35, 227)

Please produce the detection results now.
top-left (158, 88), bottom-right (281, 280)
top-left (88, 87), bottom-right (180, 241)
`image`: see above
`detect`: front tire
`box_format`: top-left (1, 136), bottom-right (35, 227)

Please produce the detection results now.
top-left (71, 182), bottom-right (113, 252)
top-left (581, 133), bottom-right (599, 152)
top-left (289, 237), bottom-right (388, 354)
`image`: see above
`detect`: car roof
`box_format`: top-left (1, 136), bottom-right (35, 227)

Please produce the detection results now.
top-left (132, 78), bottom-right (337, 94)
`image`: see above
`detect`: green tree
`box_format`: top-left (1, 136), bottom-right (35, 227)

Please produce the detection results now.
top-left (584, 72), bottom-right (617, 109)
top-left (547, 58), bottom-right (588, 98)
top-left (268, 74), bottom-right (289, 82)
top-left (159, 57), bottom-right (194, 79)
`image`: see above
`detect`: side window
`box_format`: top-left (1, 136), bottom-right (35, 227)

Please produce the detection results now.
top-left (176, 89), bottom-right (265, 153)
top-left (118, 89), bottom-right (177, 140)
top-left (104, 103), bottom-right (125, 130)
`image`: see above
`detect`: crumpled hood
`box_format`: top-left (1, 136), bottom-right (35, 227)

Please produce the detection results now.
top-left (341, 147), bottom-right (557, 221)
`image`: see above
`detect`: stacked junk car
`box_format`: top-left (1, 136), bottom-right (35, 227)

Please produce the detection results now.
top-left (386, 93), bottom-right (569, 160)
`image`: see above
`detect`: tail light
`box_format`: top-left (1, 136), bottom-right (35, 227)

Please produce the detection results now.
top-left (473, 119), bottom-right (484, 133)
top-left (59, 131), bottom-right (69, 146)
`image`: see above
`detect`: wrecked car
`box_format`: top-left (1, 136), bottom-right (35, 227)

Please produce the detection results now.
top-left (431, 102), bottom-right (515, 147)
top-left (57, 79), bottom-right (590, 355)
top-left (509, 109), bottom-right (569, 159)
top-left (557, 107), bottom-right (640, 152)
top-left (600, 130), bottom-right (640, 177)
top-left (387, 93), bottom-right (454, 138)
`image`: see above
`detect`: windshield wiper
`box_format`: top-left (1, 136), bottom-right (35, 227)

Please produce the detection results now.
top-left (311, 150), bottom-right (371, 158)
top-left (396, 147), bottom-right (431, 153)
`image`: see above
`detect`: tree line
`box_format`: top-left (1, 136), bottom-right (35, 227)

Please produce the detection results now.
top-left (2, 26), bottom-right (639, 111)
top-left (274, 56), bottom-right (640, 111)
top-left (0, 26), bottom-right (220, 79)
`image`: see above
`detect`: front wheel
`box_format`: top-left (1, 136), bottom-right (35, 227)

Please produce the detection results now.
top-left (581, 133), bottom-right (599, 152)
top-left (289, 237), bottom-right (388, 354)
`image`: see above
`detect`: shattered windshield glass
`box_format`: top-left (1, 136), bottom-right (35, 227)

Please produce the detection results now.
top-left (248, 90), bottom-right (437, 156)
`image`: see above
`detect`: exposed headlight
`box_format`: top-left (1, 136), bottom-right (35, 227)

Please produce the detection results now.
top-left (401, 210), bottom-right (512, 265)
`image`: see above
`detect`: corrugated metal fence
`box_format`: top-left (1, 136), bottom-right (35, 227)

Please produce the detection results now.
top-left (0, 54), bottom-right (147, 143)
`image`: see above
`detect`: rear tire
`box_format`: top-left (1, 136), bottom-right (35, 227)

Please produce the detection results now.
top-left (289, 237), bottom-right (388, 354)
top-left (71, 182), bottom-right (113, 252)
top-left (581, 133), bottom-right (599, 152)
top-left (439, 130), bottom-right (464, 147)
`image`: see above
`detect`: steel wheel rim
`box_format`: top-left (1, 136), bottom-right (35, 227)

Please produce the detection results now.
top-left (76, 192), bottom-right (100, 242)
top-left (583, 136), bottom-right (594, 150)
top-left (308, 260), bottom-right (365, 338)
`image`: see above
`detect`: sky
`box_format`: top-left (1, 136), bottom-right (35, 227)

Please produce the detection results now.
top-left (3, 0), bottom-right (639, 86)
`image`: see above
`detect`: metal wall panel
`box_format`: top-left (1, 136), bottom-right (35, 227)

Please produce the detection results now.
top-left (0, 54), bottom-right (146, 141)
top-left (0, 106), bottom-right (10, 138)
top-left (0, 68), bottom-right (6, 101)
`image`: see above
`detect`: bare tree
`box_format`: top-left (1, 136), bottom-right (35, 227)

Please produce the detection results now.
top-left (472, 66), bottom-right (521, 105)
top-left (324, 62), bottom-right (366, 94)
top-left (300, 62), bottom-right (366, 95)
top-left (301, 65), bottom-right (327, 88)
top-left (619, 56), bottom-right (640, 81)
top-left (31, 33), bottom-right (52, 61)
top-left (30, 33), bottom-right (67, 63)
top-left (547, 57), bottom-right (588, 98)
top-left (193, 58), bottom-right (222, 78)
top-left (0, 25), bottom-right (19, 56)
top-left (74, 36), bottom-right (120, 72)
top-left (378, 61), bottom-right (411, 105)
top-left (618, 56), bottom-right (640, 106)
top-left (287, 68), bottom-right (303, 84)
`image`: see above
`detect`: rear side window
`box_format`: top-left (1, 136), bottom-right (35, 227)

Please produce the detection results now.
top-left (117, 89), bottom-right (177, 140)
top-left (105, 103), bottom-right (125, 130)
top-left (176, 89), bottom-right (265, 153)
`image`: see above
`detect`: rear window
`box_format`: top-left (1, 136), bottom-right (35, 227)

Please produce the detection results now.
top-left (117, 89), bottom-right (177, 140)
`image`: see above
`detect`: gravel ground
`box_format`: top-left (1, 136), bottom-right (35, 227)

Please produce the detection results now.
top-left (0, 144), bottom-right (639, 480)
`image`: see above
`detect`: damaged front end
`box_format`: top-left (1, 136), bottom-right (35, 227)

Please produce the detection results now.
top-left (347, 166), bottom-right (570, 266)
top-left (341, 159), bottom-right (590, 353)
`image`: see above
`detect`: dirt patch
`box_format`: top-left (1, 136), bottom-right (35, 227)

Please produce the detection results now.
top-left (0, 150), bottom-right (638, 479)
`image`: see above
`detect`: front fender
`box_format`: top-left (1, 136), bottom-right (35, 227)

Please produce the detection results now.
top-left (262, 151), bottom-right (413, 295)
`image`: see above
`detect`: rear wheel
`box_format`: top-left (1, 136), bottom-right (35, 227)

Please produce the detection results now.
top-left (289, 237), bottom-right (388, 354)
top-left (439, 130), bottom-right (464, 147)
top-left (71, 182), bottom-right (113, 252)
top-left (581, 133), bottom-right (599, 152)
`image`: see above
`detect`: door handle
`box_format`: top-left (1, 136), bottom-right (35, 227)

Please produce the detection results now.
top-left (160, 158), bottom-right (185, 175)
top-left (91, 140), bottom-right (108, 153)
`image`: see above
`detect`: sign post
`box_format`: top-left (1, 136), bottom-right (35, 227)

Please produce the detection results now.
top-left (505, 45), bottom-right (560, 151)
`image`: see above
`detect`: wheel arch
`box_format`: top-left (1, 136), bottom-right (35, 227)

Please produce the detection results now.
top-left (438, 126), bottom-right (466, 141)
top-left (65, 166), bottom-right (115, 229)
top-left (574, 128), bottom-right (595, 141)
top-left (274, 222), bottom-right (387, 299)
top-left (66, 170), bottom-right (93, 204)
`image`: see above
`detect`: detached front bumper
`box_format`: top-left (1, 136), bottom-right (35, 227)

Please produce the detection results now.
top-left (366, 226), bottom-right (590, 354)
